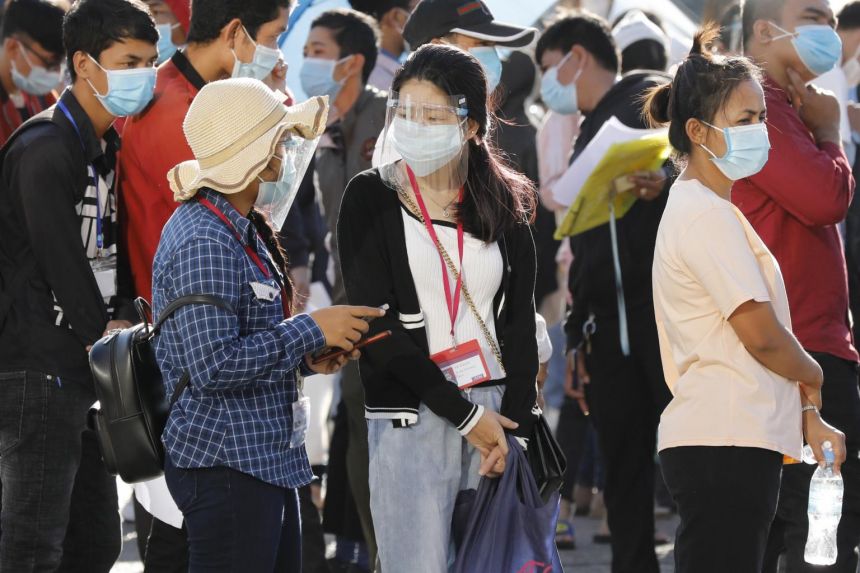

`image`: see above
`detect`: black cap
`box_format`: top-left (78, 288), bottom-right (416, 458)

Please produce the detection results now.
top-left (404, 0), bottom-right (536, 49)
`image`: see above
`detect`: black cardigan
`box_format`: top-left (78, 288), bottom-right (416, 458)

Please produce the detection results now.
top-left (337, 168), bottom-right (538, 438)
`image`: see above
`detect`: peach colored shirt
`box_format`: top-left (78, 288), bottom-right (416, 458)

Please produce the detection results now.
top-left (653, 178), bottom-right (802, 459)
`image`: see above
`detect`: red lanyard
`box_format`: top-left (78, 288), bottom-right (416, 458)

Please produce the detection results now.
top-left (405, 165), bottom-right (464, 342)
top-left (198, 197), bottom-right (291, 318)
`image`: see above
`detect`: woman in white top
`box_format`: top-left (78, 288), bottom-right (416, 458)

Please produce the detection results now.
top-left (646, 26), bottom-right (846, 573)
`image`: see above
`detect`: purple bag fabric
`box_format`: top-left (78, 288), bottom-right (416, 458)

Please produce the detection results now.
top-left (452, 437), bottom-right (563, 573)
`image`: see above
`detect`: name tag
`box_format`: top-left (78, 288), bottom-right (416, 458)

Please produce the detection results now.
top-left (290, 396), bottom-right (311, 448)
top-left (90, 258), bottom-right (117, 299)
top-left (250, 281), bottom-right (280, 302)
top-left (430, 339), bottom-right (491, 389)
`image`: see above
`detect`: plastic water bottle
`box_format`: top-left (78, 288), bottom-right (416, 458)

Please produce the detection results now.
top-left (804, 441), bottom-right (844, 566)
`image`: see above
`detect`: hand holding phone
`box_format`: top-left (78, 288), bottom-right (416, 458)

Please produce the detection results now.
top-left (311, 330), bottom-right (392, 365)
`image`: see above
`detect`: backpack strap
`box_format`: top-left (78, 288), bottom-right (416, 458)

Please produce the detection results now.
top-left (150, 294), bottom-right (236, 407)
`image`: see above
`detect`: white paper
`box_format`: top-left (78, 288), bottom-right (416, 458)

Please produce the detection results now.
top-left (551, 117), bottom-right (668, 207)
top-left (133, 476), bottom-right (184, 529)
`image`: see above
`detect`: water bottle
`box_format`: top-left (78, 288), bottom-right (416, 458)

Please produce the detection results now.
top-left (804, 441), bottom-right (844, 566)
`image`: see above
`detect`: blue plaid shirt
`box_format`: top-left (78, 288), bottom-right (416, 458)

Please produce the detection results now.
top-left (152, 188), bottom-right (324, 488)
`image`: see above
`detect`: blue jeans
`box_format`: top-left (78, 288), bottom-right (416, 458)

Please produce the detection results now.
top-left (0, 370), bottom-right (121, 572)
top-left (164, 456), bottom-right (301, 572)
top-left (368, 386), bottom-right (504, 573)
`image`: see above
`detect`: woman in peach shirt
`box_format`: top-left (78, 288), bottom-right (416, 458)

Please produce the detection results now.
top-left (647, 27), bottom-right (846, 573)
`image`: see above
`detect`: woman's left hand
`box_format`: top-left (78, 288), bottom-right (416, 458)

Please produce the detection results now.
top-left (305, 349), bottom-right (360, 375)
top-left (803, 411), bottom-right (847, 473)
top-left (628, 168), bottom-right (667, 202)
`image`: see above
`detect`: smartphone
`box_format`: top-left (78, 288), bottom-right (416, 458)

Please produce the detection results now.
top-left (311, 330), bottom-right (392, 365)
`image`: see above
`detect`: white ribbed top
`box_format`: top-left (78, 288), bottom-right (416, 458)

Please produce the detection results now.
top-left (401, 206), bottom-right (505, 379)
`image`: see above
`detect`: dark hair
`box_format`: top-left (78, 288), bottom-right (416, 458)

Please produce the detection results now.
top-left (839, 1), bottom-right (860, 30)
top-left (644, 24), bottom-right (762, 154)
top-left (63, 0), bottom-right (157, 80)
top-left (248, 210), bottom-right (295, 310)
top-left (2, 0), bottom-right (68, 57)
top-left (621, 40), bottom-right (668, 72)
top-left (311, 9), bottom-right (379, 83)
top-left (350, 0), bottom-right (412, 21)
top-left (536, 12), bottom-right (619, 74)
top-left (187, 0), bottom-right (290, 45)
top-left (392, 44), bottom-right (536, 242)
top-left (741, 0), bottom-right (783, 49)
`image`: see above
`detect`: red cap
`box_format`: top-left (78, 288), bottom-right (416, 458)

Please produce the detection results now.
top-left (164, 0), bottom-right (191, 33)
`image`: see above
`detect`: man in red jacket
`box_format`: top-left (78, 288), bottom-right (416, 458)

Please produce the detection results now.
top-left (119, 0), bottom-right (289, 303)
top-left (0, 0), bottom-right (67, 145)
top-left (740, 1), bottom-right (860, 571)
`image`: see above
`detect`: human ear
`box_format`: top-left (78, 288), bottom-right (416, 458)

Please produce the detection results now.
top-left (73, 51), bottom-right (94, 81)
top-left (754, 19), bottom-right (775, 45)
top-left (685, 117), bottom-right (707, 147)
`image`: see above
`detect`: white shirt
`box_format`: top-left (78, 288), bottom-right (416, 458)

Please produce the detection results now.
top-left (652, 178), bottom-right (802, 459)
top-left (401, 206), bottom-right (505, 380)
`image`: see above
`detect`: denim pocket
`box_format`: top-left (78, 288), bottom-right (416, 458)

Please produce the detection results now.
top-left (164, 460), bottom-right (197, 512)
top-left (0, 371), bottom-right (28, 456)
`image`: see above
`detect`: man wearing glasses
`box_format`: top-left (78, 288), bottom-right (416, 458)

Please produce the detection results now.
top-left (0, 0), bottom-right (68, 144)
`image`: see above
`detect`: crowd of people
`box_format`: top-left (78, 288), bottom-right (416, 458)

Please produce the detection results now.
top-left (1, 0), bottom-right (860, 572)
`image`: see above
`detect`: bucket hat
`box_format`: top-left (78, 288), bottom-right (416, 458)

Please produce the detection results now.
top-left (168, 78), bottom-right (328, 201)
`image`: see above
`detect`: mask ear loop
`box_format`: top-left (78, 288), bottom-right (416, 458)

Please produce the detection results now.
top-left (768, 22), bottom-right (796, 42)
top-left (85, 54), bottom-right (110, 98)
top-left (698, 120), bottom-right (730, 159)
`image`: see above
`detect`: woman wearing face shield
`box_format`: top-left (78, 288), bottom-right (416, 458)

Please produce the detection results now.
top-left (647, 27), bottom-right (845, 573)
top-left (151, 78), bottom-right (384, 571)
top-left (337, 44), bottom-right (539, 571)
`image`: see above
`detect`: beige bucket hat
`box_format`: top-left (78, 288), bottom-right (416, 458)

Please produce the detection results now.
top-left (168, 78), bottom-right (329, 201)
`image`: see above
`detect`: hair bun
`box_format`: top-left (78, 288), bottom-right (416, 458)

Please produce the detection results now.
top-left (645, 82), bottom-right (672, 126)
top-left (690, 22), bottom-right (721, 59)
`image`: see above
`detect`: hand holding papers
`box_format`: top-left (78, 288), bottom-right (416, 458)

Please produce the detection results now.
top-left (554, 118), bottom-right (670, 239)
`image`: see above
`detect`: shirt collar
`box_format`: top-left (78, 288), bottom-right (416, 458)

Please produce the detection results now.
top-left (198, 187), bottom-right (255, 244)
top-left (57, 89), bottom-right (119, 164)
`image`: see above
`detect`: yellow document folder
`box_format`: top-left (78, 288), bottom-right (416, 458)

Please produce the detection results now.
top-left (555, 133), bottom-right (671, 239)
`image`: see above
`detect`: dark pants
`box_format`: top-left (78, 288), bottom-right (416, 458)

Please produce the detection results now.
top-left (0, 370), bottom-right (120, 572)
top-left (164, 456), bottom-right (302, 572)
top-left (661, 446), bottom-right (783, 573)
top-left (763, 353), bottom-right (860, 573)
top-left (299, 484), bottom-right (330, 573)
top-left (133, 495), bottom-right (189, 573)
top-left (583, 310), bottom-right (672, 573)
top-left (342, 363), bottom-right (376, 563)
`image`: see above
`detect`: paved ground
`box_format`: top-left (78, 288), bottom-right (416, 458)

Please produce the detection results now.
top-left (110, 482), bottom-right (680, 572)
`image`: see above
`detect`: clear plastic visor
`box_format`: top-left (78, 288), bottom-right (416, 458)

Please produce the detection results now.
top-left (378, 91), bottom-right (470, 194)
top-left (255, 131), bottom-right (319, 231)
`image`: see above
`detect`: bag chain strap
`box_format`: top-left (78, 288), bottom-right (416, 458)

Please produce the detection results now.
top-left (398, 187), bottom-right (506, 374)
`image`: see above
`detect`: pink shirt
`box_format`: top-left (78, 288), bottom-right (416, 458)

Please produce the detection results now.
top-left (653, 178), bottom-right (802, 459)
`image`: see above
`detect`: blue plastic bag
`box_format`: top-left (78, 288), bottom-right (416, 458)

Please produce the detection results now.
top-left (452, 436), bottom-right (563, 573)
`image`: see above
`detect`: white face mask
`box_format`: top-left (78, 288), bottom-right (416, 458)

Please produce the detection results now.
top-left (390, 117), bottom-right (465, 177)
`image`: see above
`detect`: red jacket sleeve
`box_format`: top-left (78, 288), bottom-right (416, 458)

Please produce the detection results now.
top-left (746, 95), bottom-right (854, 227)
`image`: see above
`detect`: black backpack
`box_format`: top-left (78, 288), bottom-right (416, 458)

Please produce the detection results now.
top-left (88, 295), bottom-right (233, 483)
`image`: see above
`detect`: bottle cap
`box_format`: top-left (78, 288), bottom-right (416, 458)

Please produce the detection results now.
top-left (823, 440), bottom-right (835, 464)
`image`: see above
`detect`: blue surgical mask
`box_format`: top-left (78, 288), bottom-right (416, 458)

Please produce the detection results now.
top-left (256, 154), bottom-right (298, 231)
top-left (771, 23), bottom-right (843, 76)
top-left (11, 47), bottom-right (61, 96)
top-left (700, 121), bottom-right (771, 181)
top-left (156, 23), bottom-right (180, 65)
top-left (231, 26), bottom-right (281, 81)
top-left (540, 52), bottom-right (582, 115)
top-left (300, 56), bottom-right (349, 100)
top-left (87, 55), bottom-right (156, 117)
top-left (469, 46), bottom-right (502, 93)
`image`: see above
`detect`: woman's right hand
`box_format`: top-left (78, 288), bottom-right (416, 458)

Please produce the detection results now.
top-left (465, 410), bottom-right (519, 477)
top-left (309, 305), bottom-right (385, 350)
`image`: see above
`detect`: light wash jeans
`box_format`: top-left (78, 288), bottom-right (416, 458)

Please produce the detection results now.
top-left (368, 386), bottom-right (505, 573)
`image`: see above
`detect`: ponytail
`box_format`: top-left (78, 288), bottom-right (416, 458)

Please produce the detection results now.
top-left (248, 210), bottom-right (295, 312)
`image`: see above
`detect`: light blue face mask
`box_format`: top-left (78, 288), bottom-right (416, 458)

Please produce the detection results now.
top-left (300, 56), bottom-right (350, 100)
top-left (87, 55), bottom-right (156, 117)
top-left (232, 26), bottom-right (281, 81)
top-left (156, 23), bottom-right (180, 65)
top-left (700, 121), bottom-right (771, 181)
top-left (771, 22), bottom-right (842, 76)
top-left (256, 154), bottom-right (298, 231)
top-left (469, 46), bottom-right (502, 93)
top-left (540, 51), bottom-right (582, 115)
top-left (11, 47), bottom-right (62, 96)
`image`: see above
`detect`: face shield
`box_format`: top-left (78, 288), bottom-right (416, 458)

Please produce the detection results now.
top-left (377, 91), bottom-right (470, 193)
top-left (254, 132), bottom-right (318, 231)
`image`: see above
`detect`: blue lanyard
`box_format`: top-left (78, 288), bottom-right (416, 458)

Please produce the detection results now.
top-left (57, 100), bottom-right (104, 253)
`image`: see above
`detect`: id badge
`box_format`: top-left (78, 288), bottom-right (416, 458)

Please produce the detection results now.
top-left (430, 339), bottom-right (491, 389)
top-left (290, 396), bottom-right (311, 448)
top-left (90, 257), bottom-right (117, 299)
